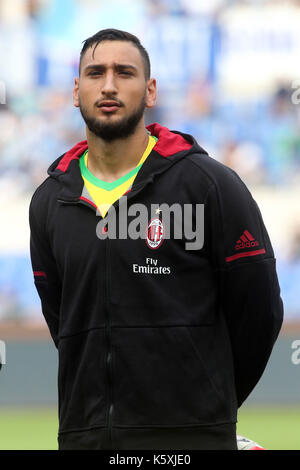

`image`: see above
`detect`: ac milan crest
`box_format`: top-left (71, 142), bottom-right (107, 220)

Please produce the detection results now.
top-left (146, 218), bottom-right (164, 249)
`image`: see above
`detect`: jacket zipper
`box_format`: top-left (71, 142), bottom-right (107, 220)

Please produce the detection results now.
top-left (102, 181), bottom-right (153, 448)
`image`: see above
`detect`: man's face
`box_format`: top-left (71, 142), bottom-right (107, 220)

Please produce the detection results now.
top-left (73, 40), bottom-right (156, 141)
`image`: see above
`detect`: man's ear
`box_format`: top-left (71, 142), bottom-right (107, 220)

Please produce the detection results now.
top-left (73, 77), bottom-right (80, 108)
top-left (145, 78), bottom-right (157, 109)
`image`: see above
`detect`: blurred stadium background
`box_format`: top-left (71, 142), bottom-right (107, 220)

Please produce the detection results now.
top-left (0, 0), bottom-right (300, 450)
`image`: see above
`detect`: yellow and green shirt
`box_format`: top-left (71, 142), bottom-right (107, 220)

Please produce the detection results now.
top-left (79, 135), bottom-right (157, 217)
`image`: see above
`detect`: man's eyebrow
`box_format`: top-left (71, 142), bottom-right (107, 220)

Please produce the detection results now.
top-left (84, 63), bottom-right (138, 72)
top-left (115, 64), bottom-right (138, 72)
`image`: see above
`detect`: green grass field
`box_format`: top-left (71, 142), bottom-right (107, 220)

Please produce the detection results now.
top-left (237, 405), bottom-right (300, 450)
top-left (0, 406), bottom-right (299, 450)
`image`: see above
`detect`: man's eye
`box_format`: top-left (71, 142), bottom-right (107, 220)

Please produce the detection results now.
top-left (89, 71), bottom-right (102, 76)
top-left (119, 71), bottom-right (131, 76)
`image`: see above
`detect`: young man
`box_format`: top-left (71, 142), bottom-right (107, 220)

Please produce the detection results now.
top-left (29, 29), bottom-right (283, 450)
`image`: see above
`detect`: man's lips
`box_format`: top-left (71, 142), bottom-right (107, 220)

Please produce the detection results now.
top-left (97, 101), bottom-right (122, 113)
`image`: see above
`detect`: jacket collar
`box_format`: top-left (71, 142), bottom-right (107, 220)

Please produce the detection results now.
top-left (47, 123), bottom-right (207, 201)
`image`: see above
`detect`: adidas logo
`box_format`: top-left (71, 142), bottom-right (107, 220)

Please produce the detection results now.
top-left (235, 230), bottom-right (259, 250)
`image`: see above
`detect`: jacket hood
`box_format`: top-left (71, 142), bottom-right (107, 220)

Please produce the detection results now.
top-left (48, 123), bottom-right (206, 176)
top-left (47, 123), bottom-right (207, 201)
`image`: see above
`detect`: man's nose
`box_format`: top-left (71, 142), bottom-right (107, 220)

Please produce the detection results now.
top-left (101, 71), bottom-right (118, 95)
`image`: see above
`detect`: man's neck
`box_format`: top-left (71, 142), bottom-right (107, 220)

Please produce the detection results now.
top-left (85, 122), bottom-right (150, 183)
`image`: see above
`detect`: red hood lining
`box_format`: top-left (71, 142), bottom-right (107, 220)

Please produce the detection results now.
top-left (146, 123), bottom-right (192, 158)
top-left (56, 140), bottom-right (88, 173)
top-left (56, 123), bottom-right (192, 173)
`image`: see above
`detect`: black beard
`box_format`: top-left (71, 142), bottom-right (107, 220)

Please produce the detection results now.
top-left (79, 94), bottom-right (146, 142)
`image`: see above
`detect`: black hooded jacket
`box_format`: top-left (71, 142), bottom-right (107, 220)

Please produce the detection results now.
top-left (29, 123), bottom-right (283, 450)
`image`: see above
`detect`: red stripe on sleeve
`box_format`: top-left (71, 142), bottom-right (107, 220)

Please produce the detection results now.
top-left (34, 271), bottom-right (47, 278)
top-left (226, 249), bottom-right (266, 262)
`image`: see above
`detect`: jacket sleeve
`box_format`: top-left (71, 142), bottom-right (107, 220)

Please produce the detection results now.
top-left (206, 167), bottom-right (284, 407)
top-left (29, 193), bottom-right (62, 348)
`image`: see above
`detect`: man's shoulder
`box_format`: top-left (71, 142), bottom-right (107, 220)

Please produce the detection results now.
top-left (29, 175), bottom-right (61, 215)
top-left (182, 147), bottom-right (254, 208)
top-left (30, 151), bottom-right (66, 204)
top-left (185, 150), bottom-right (244, 188)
